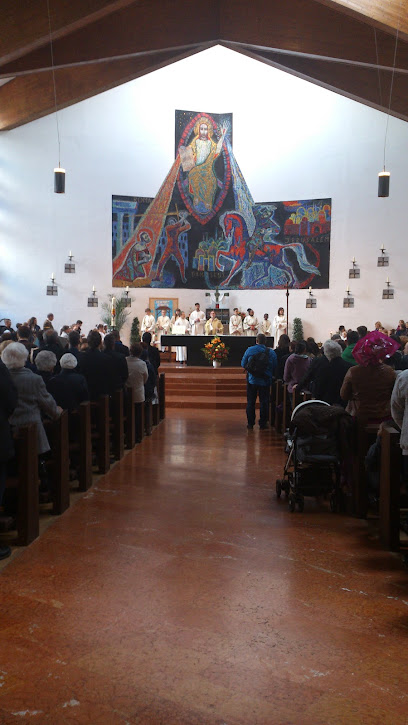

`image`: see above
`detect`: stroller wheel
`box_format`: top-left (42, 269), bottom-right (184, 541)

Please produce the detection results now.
top-left (297, 497), bottom-right (304, 513)
top-left (276, 479), bottom-right (282, 498)
top-left (288, 495), bottom-right (296, 513)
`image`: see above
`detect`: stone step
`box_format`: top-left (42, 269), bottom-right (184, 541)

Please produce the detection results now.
top-left (166, 394), bottom-right (250, 409)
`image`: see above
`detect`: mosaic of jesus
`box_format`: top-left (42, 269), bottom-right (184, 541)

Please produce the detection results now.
top-left (112, 110), bottom-right (331, 290)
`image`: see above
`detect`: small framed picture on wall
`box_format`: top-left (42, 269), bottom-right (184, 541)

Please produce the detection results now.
top-left (149, 297), bottom-right (179, 321)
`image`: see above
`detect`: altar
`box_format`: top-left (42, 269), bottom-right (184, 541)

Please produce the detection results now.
top-left (160, 335), bottom-right (275, 366)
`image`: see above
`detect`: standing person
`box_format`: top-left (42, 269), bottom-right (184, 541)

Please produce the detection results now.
top-left (189, 302), bottom-right (206, 336)
top-left (141, 332), bottom-right (160, 375)
top-left (260, 313), bottom-right (272, 337)
top-left (229, 308), bottom-right (243, 336)
top-left (47, 353), bottom-right (89, 411)
top-left (205, 310), bottom-right (223, 336)
top-left (156, 307), bottom-right (171, 350)
top-left (272, 307), bottom-right (287, 346)
top-left (170, 308), bottom-right (181, 331)
top-left (0, 319), bottom-right (15, 337)
top-left (243, 308), bottom-right (259, 337)
top-left (43, 313), bottom-right (54, 329)
top-left (126, 343), bottom-right (148, 403)
top-left (341, 330), bottom-right (359, 366)
top-left (141, 308), bottom-right (156, 337)
top-left (391, 370), bottom-right (408, 484)
top-left (102, 333), bottom-right (129, 390)
top-left (80, 330), bottom-right (115, 400)
top-left (284, 341), bottom-right (311, 393)
top-left (241, 333), bottom-right (277, 430)
top-left (173, 311), bottom-right (190, 364)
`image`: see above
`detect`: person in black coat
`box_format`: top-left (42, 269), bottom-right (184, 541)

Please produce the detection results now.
top-left (298, 339), bottom-right (351, 405)
top-left (102, 333), bottom-right (129, 390)
top-left (79, 330), bottom-right (115, 401)
top-left (67, 330), bottom-right (85, 371)
top-left (0, 359), bottom-right (18, 559)
top-left (32, 329), bottom-right (64, 365)
top-left (141, 332), bottom-right (160, 376)
top-left (111, 330), bottom-right (130, 357)
top-left (47, 353), bottom-right (89, 411)
top-left (140, 343), bottom-right (157, 401)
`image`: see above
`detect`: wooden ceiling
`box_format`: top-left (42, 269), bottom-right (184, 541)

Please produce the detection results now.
top-left (1, 0), bottom-right (408, 131)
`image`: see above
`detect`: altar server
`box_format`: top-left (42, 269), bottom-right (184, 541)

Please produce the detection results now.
top-left (174, 311), bottom-right (190, 364)
top-left (156, 308), bottom-right (171, 350)
top-left (272, 307), bottom-right (287, 346)
top-left (229, 308), bottom-right (243, 336)
top-left (141, 308), bottom-right (156, 336)
top-left (243, 309), bottom-right (259, 337)
top-left (205, 310), bottom-right (224, 336)
top-left (189, 302), bottom-right (206, 336)
top-left (260, 313), bottom-right (272, 337)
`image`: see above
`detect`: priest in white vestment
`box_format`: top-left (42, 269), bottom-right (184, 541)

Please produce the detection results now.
top-left (272, 307), bottom-right (287, 346)
top-left (260, 313), bottom-right (272, 337)
top-left (229, 308), bottom-right (243, 336)
top-left (189, 302), bottom-right (206, 336)
top-left (156, 310), bottom-right (171, 350)
top-left (173, 311), bottom-right (190, 363)
top-left (141, 308), bottom-right (156, 339)
top-left (205, 310), bottom-right (224, 336)
top-left (243, 309), bottom-right (259, 336)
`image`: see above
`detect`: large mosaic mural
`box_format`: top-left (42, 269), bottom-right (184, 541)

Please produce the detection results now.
top-left (112, 110), bottom-right (331, 290)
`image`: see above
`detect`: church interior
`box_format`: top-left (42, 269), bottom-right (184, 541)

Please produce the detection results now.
top-left (1, 1), bottom-right (408, 722)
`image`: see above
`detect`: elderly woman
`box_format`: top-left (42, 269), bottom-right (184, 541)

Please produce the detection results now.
top-left (1, 342), bottom-right (61, 455)
top-left (35, 349), bottom-right (57, 385)
top-left (340, 332), bottom-right (398, 422)
top-left (47, 353), bottom-right (89, 411)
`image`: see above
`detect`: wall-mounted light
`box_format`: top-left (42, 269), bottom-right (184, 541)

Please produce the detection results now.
top-left (88, 286), bottom-right (98, 307)
top-left (47, 272), bottom-right (58, 296)
top-left (377, 243), bottom-right (389, 267)
top-left (122, 285), bottom-right (131, 307)
top-left (305, 286), bottom-right (316, 308)
top-left (349, 256), bottom-right (360, 279)
top-left (343, 285), bottom-right (354, 308)
top-left (382, 276), bottom-right (394, 299)
top-left (64, 250), bottom-right (75, 273)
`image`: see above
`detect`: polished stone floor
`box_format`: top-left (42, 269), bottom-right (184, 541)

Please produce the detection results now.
top-left (0, 409), bottom-right (407, 724)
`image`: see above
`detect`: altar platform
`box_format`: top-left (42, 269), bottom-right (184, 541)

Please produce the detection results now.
top-left (160, 334), bottom-right (274, 367)
top-left (162, 364), bottom-right (251, 410)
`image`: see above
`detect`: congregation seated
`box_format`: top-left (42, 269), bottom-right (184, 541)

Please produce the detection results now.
top-left (47, 353), bottom-right (89, 411)
top-left (79, 330), bottom-right (115, 401)
top-left (0, 358), bottom-right (18, 559)
top-left (1, 342), bottom-right (62, 455)
top-left (126, 343), bottom-right (148, 403)
top-left (33, 329), bottom-right (64, 364)
top-left (298, 340), bottom-right (351, 405)
top-left (102, 333), bottom-right (129, 390)
top-left (141, 332), bottom-right (160, 376)
top-left (305, 337), bottom-right (320, 358)
top-left (340, 332), bottom-right (397, 422)
top-left (34, 350), bottom-right (57, 385)
top-left (284, 341), bottom-right (311, 393)
top-left (111, 329), bottom-right (129, 357)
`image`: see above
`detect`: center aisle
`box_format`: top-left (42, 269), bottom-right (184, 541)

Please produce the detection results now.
top-left (0, 409), bottom-right (406, 724)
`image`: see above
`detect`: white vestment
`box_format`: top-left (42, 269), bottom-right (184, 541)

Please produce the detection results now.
top-left (243, 315), bottom-right (259, 336)
top-left (229, 314), bottom-right (243, 336)
top-left (189, 309), bottom-right (206, 336)
top-left (156, 315), bottom-right (171, 350)
top-left (272, 314), bottom-right (287, 346)
top-left (141, 314), bottom-right (155, 335)
top-left (174, 317), bottom-right (190, 362)
top-left (260, 319), bottom-right (272, 336)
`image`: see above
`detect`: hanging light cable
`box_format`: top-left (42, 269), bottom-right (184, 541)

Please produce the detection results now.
top-left (378, 3), bottom-right (402, 197)
top-left (46, 0), bottom-right (65, 193)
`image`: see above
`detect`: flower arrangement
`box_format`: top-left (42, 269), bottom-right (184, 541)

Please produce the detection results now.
top-left (202, 337), bottom-right (229, 364)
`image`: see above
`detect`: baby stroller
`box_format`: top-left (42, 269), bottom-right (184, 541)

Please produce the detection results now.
top-left (276, 400), bottom-right (342, 512)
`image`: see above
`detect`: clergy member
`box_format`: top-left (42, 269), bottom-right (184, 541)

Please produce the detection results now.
top-left (260, 313), bottom-right (272, 337)
top-left (205, 310), bottom-right (224, 336)
top-left (156, 307), bottom-right (171, 350)
top-left (229, 308), bottom-right (243, 336)
top-left (141, 308), bottom-right (156, 336)
top-left (189, 302), bottom-right (206, 336)
top-left (272, 307), bottom-right (287, 346)
top-left (173, 310), bottom-right (190, 364)
top-left (243, 309), bottom-right (259, 337)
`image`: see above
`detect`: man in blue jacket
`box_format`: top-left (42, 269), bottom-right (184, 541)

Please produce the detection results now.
top-left (241, 333), bottom-right (277, 430)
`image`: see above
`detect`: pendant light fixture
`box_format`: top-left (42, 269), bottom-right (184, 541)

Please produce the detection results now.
top-left (376, 5), bottom-right (402, 198)
top-left (47, 0), bottom-right (65, 193)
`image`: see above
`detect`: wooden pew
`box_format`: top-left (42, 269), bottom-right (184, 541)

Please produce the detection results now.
top-left (352, 421), bottom-right (379, 518)
top-left (124, 386), bottom-right (136, 449)
top-left (90, 395), bottom-right (110, 473)
top-left (269, 379), bottom-right (276, 427)
top-left (282, 383), bottom-right (290, 435)
top-left (379, 426), bottom-right (402, 551)
top-left (274, 379), bottom-right (283, 433)
top-left (291, 387), bottom-right (302, 411)
top-left (152, 401), bottom-right (160, 426)
top-left (159, 373), bottom-right (165, 420)
top-left (43, 410), bottom-right (70, 515)
top-left (135, 402), bottom-right (145, 444)
top-left (5, 424), bottom-right (39, 545)
top-left (111, 389), bottom-right (125, 461)
top-left (145, 399), bottom-right (153, 436)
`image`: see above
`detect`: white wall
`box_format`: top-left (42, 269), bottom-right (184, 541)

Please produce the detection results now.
top-left (1, 45), bottom-right (407, 343)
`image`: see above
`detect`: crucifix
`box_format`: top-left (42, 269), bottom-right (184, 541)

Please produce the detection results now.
top-left (205, 286), bottom-right (229, 309)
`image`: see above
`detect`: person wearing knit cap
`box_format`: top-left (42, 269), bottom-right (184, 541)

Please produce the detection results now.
top-left (47, 353), bottom-right (89, 411)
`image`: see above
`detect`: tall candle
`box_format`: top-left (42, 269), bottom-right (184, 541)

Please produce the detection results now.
top-left (111, 296), bottom-right (116, 327)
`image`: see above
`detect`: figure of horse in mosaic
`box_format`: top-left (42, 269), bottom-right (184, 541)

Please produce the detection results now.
top-left (216, 211), bottom-right (320, 287)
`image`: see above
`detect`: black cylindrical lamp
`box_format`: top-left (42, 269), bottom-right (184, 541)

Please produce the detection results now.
top-left (54, 166), bottom-right (66, 194)
top-left (378, 170), bottom-right (390, 198)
